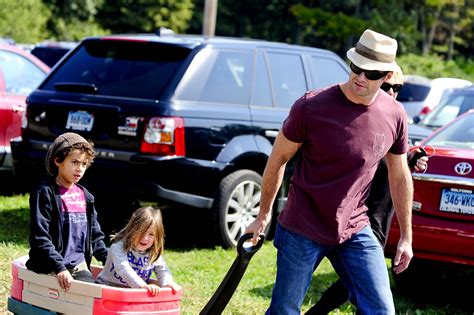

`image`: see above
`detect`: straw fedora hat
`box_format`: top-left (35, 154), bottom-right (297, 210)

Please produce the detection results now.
top-left (347, 29), bottom-right (399, 72)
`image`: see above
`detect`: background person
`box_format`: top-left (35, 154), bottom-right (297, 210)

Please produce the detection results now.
top-left (245, 29), bottom-right (414, 314)
top-left (96, 206), bottom-right (181, 295)
top-left (26, 132), bottom-right (108, 291)
top-left (306, 68), bottom-right (428, 314)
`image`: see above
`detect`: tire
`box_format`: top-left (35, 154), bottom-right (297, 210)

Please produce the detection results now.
top-left (212, 170), bottom-right (270, 248)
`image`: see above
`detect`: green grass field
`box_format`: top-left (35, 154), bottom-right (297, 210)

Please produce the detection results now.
top-left (1, 194), bottom-right (472, 314)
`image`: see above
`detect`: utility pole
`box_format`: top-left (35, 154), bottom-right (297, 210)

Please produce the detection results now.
top-left (202, 0), bottom-right (218, 37)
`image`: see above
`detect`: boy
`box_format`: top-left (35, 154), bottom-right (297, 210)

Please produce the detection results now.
top-left (26, 132), bottom-right (108, 291)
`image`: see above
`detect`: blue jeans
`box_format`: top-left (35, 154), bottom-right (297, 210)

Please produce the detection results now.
top-left (266, 223), bottom-right (394, 315)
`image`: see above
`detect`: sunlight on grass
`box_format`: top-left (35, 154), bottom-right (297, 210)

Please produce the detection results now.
top-left (0, 194), bottom-right (472, 314)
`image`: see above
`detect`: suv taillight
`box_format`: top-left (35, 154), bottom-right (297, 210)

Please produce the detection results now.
top-left (419, 105), bottom-right (432, 116)
top-left (140, 117), bottom-right (185, 156)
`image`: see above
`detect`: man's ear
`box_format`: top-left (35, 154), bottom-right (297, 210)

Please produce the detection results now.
top-left (384, 71), bottom-right (394, 82)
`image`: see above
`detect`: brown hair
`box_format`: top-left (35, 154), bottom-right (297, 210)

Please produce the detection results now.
top-left (46, 133), bottom-right (95, 176)
top-left (112, 206), bottom-right (165, 263)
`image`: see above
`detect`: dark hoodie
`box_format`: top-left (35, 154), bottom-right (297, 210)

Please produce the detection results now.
top-left (26, 178), bottom-right (108, 274)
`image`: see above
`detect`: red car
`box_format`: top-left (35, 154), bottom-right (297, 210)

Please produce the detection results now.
top-left (0, 43), bottom-right (49, 173)
top-left (386, 110), bottom-right (474, 289)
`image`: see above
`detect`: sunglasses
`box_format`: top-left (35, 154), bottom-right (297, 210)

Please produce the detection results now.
top-left (350, 63), bottom-right (388, 81)
top-left (381, 82), bottom-right (403, 93)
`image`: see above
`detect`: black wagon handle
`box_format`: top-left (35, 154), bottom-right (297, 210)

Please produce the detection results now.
top-left (236, 232), bottom-right (265, 256)
top-left (200, 233), bottom-right (266, 315)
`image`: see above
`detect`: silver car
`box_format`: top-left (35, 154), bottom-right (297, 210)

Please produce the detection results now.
top-left (398, 75), bottom-right (471, 122)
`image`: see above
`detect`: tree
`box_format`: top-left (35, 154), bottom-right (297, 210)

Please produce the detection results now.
top-left (42, 0), bottom-right (108, 40)
top-left (0, 0), bottom-right (50, 43)
top-left (96, 0), bottom-right (194, 34)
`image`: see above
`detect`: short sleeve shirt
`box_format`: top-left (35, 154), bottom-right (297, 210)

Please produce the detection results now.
top-left (279, 85), bottom-right (408, 244)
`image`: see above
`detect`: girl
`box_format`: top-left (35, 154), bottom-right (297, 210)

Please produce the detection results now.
top-left (96, 206), bottom-right (181, 295)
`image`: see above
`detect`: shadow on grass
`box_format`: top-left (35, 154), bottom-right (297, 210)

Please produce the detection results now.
top-left (248, 271), bottom-right (344, 310)
top-left (392, 265), bottom-right (474, 314)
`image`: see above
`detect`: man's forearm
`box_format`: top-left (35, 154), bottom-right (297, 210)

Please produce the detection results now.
top-left (390, 166), bottom-right (413, 242)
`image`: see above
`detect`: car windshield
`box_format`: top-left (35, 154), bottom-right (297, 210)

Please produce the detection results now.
top-left (420, 91), bottom-right (474, 129)
top-left (424, 112), bottom-right (474, 150)
top-left (397, 82), bottom-right (430, 102)
top-left (40, 40), bottom-right (191, 99)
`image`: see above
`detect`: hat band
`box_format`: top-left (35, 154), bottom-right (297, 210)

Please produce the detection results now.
top-left (355, 42), bottom-right (394, 64)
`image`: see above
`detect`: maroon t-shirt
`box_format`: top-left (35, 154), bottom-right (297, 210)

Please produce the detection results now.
top-left (279, 85), bottom-right (408, 245)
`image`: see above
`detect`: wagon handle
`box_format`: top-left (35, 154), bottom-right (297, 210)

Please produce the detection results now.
top-left (200, 233), bottom-right (266, 315)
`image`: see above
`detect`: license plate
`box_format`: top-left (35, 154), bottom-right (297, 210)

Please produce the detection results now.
top-left (439, 188), bottom-right (474, 215)
top-left (66, 111), bottom-right (94, 131)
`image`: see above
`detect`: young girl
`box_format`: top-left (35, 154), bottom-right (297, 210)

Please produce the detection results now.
top-left (96, 206), bottom-right (181, 295)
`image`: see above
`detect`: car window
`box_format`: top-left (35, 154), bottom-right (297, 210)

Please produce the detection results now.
top-left (250, 51), bottom-right (272, 106)
top-left (0, 50), bottom-right (46, 95)
top-left (422, 93), bottom-right (474, 128)
top-left (267, 52), bottom-right (307, 108)
top-left (309, 56), bottom-right (348, 89)
top-left (41, 40), bottom-right (191, 99)
top-left (397, 83), bottom-right (431, 102)
top-left (175, 49), bottom-right (253, 105)
top-left (425, 113), bottom-right (474, 149)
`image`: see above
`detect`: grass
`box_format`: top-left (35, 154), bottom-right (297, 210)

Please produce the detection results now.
top-left (1, 194), bottom-right (473, 314)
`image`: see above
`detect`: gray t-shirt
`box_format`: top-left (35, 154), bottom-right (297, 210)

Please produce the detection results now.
top-left (280, 85), bottom-right (408, 245)
top-left (97, 240), bottom-right (173, 288)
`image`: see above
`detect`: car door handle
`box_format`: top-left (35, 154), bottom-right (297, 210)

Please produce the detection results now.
top-left (11, 104), bottom-right (26, 113)
top-left (265, 130), bottom-right (279, 138)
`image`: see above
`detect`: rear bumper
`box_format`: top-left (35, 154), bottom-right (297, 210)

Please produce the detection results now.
top-left (11, 138), bottom-right (227, 209)
top-left (385, 212), bottom-right (474, 266)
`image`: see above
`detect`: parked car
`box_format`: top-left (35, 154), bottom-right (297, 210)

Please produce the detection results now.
top-left (30, 41), bottom-right (77, 67)
top-left (407, 85), bottom-right (474, 147)
top-left (398, 75), bottom-right (471, 122)
top-left (11, 32), bottom-right (349, 247)
top-left (0, 43), bottom-right (49, 174)
top-left (385, 110), bottom-right (474, 290)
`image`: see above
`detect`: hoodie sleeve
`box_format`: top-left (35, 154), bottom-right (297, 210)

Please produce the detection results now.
top-left (27, 188), bottom-right (66, 274)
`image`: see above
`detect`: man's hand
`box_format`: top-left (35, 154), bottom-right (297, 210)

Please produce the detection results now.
top-left (392, 238), bottom-right (413, 274)
top-left (245, 215), bottom-right (270, 245)
top-left (56, 270), bottom-right (73, 291)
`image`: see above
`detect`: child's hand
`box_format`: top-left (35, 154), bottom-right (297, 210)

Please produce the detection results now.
top-left (143, 283), bottom-right (161, 295)
top-left (56, 270), bottom-right (73, 291)
top-left (166, 281), bottom-right (182, 294)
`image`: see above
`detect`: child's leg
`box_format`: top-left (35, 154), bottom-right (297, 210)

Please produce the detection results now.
top-left (69, 261), bottom-right (95, 283)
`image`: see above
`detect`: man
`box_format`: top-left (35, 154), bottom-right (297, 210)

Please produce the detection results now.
top-left (245, 29), bottom-right (413, 314)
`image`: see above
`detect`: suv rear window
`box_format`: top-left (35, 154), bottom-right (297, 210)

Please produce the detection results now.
top-left (397, 82), bottom-right (431, 102)
top-left (41, 40), bottom-right (191, 100)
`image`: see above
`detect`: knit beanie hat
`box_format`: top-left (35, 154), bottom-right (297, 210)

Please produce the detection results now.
top-left (45, 132), bottom-right (90, 176)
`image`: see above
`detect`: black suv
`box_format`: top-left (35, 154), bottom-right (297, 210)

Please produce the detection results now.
top-left (12, 32), bottom-right (349, 247)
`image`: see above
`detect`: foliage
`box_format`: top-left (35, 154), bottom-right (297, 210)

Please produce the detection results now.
top-left (96, 0), bottom-right (194, 34)
top-left (397, 53), bottom-right (474, 81)
top-left (42, 0), bottom-right (108, 41)
top-left (0, 0), bottom-right (50, 43)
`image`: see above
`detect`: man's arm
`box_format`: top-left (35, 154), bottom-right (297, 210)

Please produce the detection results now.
top-left (245, 131), bottom-right (301, 244)
top-left (385, 152), bottom-right (414, 273)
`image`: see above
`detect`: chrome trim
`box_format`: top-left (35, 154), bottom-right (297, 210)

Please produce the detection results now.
top-left (155, 184), bottom-right (214, 209)
top-left (412, 172), bottom-right (474, 187)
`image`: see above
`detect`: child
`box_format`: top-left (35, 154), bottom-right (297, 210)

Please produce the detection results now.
top-left (26, 132), bottom-right (108, 291)
top-left (96, 206), bottom-right (181, 295)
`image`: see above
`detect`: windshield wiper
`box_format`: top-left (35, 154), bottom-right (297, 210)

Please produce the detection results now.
top-left (54, 82), bottom-right (98, 94)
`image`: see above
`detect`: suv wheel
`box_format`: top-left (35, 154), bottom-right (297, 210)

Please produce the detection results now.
top-left (212, 170), bottom-right (270, 248)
